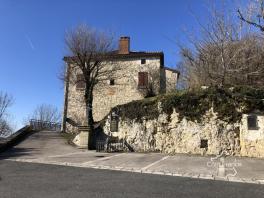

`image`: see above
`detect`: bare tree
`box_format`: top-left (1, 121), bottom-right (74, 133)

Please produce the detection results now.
top-left (238, 0), bottom-right (264, 32)
top-left (0, 119), bottom-right (12, 136)
top-left (0, 92), bottom-right (13, 136)
top-left (0, 92), bottom-right (13, 120)
top-left (63, 25), bottom-right (117, 133)
top-left (28, 104), bottom-right (61, 123)
top-left (178, 3), bottom-right (264, 89)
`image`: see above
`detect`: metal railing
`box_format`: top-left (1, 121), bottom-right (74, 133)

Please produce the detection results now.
top-left (96, 138), bottom-right (125, 152)
top-left (0, 125), bottom-right (32, 152)
top-left (29, 119), bottom-right (61, 131)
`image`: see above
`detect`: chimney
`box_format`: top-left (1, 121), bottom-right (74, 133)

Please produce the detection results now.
top-left (119, 36), bottom-right (130, 54)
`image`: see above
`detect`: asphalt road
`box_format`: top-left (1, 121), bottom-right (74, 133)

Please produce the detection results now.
top-left (2, 130), bottom-right (264, 183)
top-left (0, 160), bottom-right (263, 198)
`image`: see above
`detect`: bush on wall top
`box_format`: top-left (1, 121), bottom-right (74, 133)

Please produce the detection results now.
top-left (112, 86), bottom-right (264, 123)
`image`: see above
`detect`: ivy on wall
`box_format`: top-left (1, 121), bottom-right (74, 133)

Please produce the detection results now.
top-left (112, 86), bottom-right (264, 123)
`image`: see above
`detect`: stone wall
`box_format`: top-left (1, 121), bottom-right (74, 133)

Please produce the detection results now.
top-left (66, 79), bottom-right (86, 133)
top-left (92, 58), bottom-right (161, 121)
top-left (65, 57), bottom-right (178, 133)
top-left (103, 107), bottom-right (264, 158)
top-left (164, 68), bottom-right (179, 93)
top-left (240, 114), bottom-right (264, 158)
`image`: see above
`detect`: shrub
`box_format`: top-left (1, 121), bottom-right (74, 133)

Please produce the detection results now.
top-left (112, 86), bottom-right (264, 123)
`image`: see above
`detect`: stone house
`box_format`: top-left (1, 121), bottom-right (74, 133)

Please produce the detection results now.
top-left (62, 36), bottom-right (180, 134)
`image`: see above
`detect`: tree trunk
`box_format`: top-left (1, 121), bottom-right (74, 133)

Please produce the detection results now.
top-left (85, 88), bottom-right (94, 133)
top-left (85, 92), bottom-right (94, 150)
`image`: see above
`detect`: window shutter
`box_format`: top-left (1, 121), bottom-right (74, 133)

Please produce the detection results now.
top-left (76, 74), bottom-right (85, 89)
top-left (138, 72), bottom-right (148, 88)
top-left (138, 72), bottom-right (144, 87)
top-left (144, 72), bottom-right (148, 86)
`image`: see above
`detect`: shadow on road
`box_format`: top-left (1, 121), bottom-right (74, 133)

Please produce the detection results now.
top-left (0, 147), bottom-right (40, 160)
top-left (0, 130), bottom-right (62, 160)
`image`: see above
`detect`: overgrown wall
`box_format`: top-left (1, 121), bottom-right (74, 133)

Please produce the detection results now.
top-left (102, 87), bottom-right (264, 158)
top-left (104, 108), bottom-right (242, 156)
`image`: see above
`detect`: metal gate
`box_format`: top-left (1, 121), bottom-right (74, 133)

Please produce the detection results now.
top-left (96, 138), bottom-right (125, 152)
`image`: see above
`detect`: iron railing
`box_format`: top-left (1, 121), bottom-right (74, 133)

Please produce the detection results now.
top-left (29, 119), bottom-right (61, 131)
top-left (96, 138), bottom-right (125, 152)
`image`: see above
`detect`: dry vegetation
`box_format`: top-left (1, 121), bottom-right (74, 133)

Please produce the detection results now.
top-left (178, 1), bottom-right (264, 89)
top-left (0, 92), bottom-right (13, 136)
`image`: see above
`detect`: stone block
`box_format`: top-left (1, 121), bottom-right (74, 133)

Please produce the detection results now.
top-left (73, 127), bottom-right (89, 148)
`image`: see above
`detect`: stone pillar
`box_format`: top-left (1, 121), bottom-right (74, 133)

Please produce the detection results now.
top-left (73, 126), bottom-right (90, 149)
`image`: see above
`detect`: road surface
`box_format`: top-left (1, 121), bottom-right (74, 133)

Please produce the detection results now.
top-left (0, 131), bottom-right (263, 197)
top-left (0, 160), bottom-right (263, 198)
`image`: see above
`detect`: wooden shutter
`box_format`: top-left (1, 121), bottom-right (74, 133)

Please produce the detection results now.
top-left (138, 72), bottom-right (148, 88)
top-left (76, 74), bottom-right (85, 90)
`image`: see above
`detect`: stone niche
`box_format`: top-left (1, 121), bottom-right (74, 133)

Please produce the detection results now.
top-left (103, 108), bottom-right (264, 158)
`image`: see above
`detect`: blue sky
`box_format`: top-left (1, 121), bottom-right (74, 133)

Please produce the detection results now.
top-left (0, 0), bottom-right (241, 129)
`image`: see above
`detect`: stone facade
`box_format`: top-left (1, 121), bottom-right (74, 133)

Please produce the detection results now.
top-left (92, 57), bottom-right (161, 121)
top-left (162, 67), bottom-right (179, 93)
top-left (63, 37), bottom-right (179, 133)
top-left (103, 107), bottom-right (264, 158)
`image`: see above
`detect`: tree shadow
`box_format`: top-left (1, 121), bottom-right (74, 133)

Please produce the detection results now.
top-left (0, 147), bottom-right (40, 160)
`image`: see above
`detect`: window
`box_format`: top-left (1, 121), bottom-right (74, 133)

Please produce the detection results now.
top-left (200, 139), bottom-right (208, 149)
top-left (109, 79), bottom-right (115, 86)
top-left (141, 59), bottom-right (146, 64)
top-left (247, 115), bottom-right (258, 130)
top-left (110, 112), bottom-right (118, 132)
top-left (138, 72), bottom-right (148, 88)
top-left (76, 74), bottom-right (85, 90)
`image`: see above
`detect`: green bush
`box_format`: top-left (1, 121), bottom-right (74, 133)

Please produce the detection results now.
top-left (113, 86), bottom-right (264, 123)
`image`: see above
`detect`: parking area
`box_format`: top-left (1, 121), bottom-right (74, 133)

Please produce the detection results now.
top-left (1, 130), bottom-right (264, 184)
